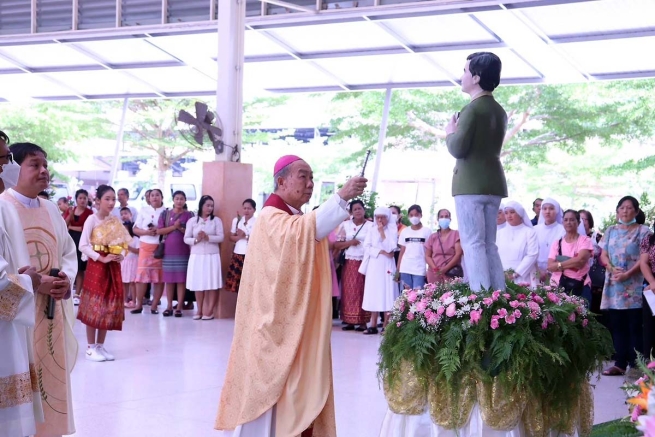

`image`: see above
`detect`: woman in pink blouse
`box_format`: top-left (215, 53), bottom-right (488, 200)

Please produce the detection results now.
top-left (424, 209), bottom-right (463, 284)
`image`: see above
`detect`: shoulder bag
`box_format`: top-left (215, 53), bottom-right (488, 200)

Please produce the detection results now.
top-left (153, 208), bottom-right (170, 259)
top-left (437, 231), bottom-right (463, 278)
top-left (557, 237), bottom-right (588, 296)
top-left (337, 222), bottom-right (365, 268)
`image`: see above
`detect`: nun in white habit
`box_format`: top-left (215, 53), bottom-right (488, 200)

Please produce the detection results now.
top-left (534, 197), bottom-right (566, 277)
top-left (497, 201), bottom-right (539, 288)
top-left (497, 201), bottom-right (507, 230)
top-left (360, 206), bottom-right (398, 334)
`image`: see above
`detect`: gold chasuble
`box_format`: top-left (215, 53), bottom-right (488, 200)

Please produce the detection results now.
top-left (1, 193), bottom-right (76, 436)
top-left (216, 196), bottom-right (337, 437)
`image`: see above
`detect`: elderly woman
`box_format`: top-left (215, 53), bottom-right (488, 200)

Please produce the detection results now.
top-left (600, 196), bottom-right (652, 376)
top-left (497, 201), bottom-right (539, 287)
top-left (424, 209), bottom-right (463, 284)
top-left (360, 207), bottom-right (398, 335)
top-left (640, 221), bottom-right (655, 359)
top-left (547, 210), bottom-right (593, 303)
top-left (534, 197), bottom-right (565, 282)
top-left (334, 200), bottom-right (373, 331)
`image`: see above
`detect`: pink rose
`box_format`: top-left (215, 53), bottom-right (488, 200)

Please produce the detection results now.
top-left (547, 292), bottom-right (560, 304)
top-left (396, 322), bottom-right (402, 327)
top-left (426, 312), bottom-right (440, 325)
top-left (529, 311), bottom-right (539, 320)
top-left (582, 319), bottom-right (588, 327)
top-left (490, 316), bottom-right (500, 330)
top-left (543, 286), bottom-right (553, 291)
top-left (440, 291), bottom-right (453, 302)
top-left (632, 405), bottom-right (643, 422)
top-left (497, 308), bottom-right (508, 317)
top-left (546, 313), bottom-right (555, 323)
top-left (527, 301), bottom-right (540, 312)
top-left (436, 306), bottom-right (445, 317)
top-left (416, 300), bottom-right (428, 312)
top-left (517, 293), bottom-right (527, 300)
top-left (510, 300), bottom-right (520, 308)
top-left (470, 309), bottom-right (482, 325)
top-left (407, 312), bottom-right (415, 321)
top-left (532, 295), bottom-right (544, 304)
top-left (483, 297), bottom-right (493, 306)
top-left (541, 319), bottom-right (548, 329)
top-left (446, 303), bottom-right (457, 317)
top-left (513, 309), bottom-right (522, 319)
top-left (503, 293), bottom-right (511, 299)
top-left (647, 361), bottom-right (655, 370)
top-left (505, 314), bottom-right (516, 324)
top-left (407, 291), bottom-right (418, 303)
top-left (469, 294), bottom-right (478, 301)
top-left (568, 312), bottom-right (576, 322)
top-left (492, 291), bottom-right (501, 301)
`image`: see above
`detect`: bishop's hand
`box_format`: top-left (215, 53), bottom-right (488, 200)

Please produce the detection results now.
top-left (338, 177), bottom-right (368, 202)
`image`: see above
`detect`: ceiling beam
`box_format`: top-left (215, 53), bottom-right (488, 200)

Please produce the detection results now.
top-left (259, 0), bottom-right (317, 14)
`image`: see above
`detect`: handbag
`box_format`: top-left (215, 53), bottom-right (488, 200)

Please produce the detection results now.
top-left (589, 257), bottom-right (606, 288)
top-left (556, 238), bottom-right (587, 296)
top-left (153, 209), bottom-right (170, 259)
top-left (337, 222), bottom-right (365, 268)
top-left (437, 231), bottom-right (463, 278)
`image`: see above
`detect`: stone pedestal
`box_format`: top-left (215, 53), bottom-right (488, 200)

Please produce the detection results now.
top-left (202, 161), bottom-right (253, 318)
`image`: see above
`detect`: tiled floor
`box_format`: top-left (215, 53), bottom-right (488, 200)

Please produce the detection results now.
top-left (69, 304), bottom-right (628, 437)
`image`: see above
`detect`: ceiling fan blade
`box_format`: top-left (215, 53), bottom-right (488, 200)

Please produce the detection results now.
top-left (206, 125), bottom-right (222, 137)
top-left (195, 102), bottom-right (208, 123)
top-left (192, 131), bottom-right (204, 145)
top-left (178, 109), bottom-right (198, 126)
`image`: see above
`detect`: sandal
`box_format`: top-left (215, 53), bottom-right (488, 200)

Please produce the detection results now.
top-left (602, 366), bottom-right (626, 376)
top-left (342, 324), bottom-right (355, 331)
top-left (150, 309), bottom-right (159, 315)
top-left (162, 309), bottom-right (173, 317)
top-left (363, 327), bottom-right (378, 335)
top-left (355, 325), bottom-right (367, 332)
top-left (130, 308), bottom-right (143, 314)
top-left (193, 315), bottom-right (202, 320)
top-left (174, 310), bottom-right (182, 318)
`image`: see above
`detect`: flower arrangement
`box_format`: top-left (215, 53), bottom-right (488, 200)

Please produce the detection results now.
top-left (624, 358), bottom-right (655, 435)
top-left (379, 279), bottom-right (614, 433)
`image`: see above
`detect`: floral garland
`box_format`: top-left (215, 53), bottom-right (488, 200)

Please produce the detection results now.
top-left (379, 278), bottom-right (614, 431)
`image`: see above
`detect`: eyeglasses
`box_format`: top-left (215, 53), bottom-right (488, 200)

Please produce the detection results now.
top-left (0, 153), bottom-right (13, 164)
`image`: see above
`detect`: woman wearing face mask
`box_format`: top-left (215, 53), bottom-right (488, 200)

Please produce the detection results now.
top-left (497, 201), bottom-right (539, 287)
top-left (397, 205), bottom-right (432, 290)
top-left (425, 209), bottom-right (463, 284)
top-left (360, 207), bottom-right (398, 335)
top-left (534, 198), bottom-right (565, 282)
top-left (599, 196), bottom-right (652, 376)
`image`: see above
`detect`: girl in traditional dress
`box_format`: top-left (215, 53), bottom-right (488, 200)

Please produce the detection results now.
top-left (159, 190), bottom-right (194, 317)
top-left (77, 184), bottom-right (132, 362)
top-left (225, 199), bottom-right (256, 294)
top-left (361, 206), bottom-right (398, 335)
top-left (185, 195), bottom-right (224, 320)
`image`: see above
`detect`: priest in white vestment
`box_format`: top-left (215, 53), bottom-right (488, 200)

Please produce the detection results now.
top-left (497, 201), bottom-right (539, 288)
top-left (1, 142), bottom-right (78, 437)
top-left (0, 132), bottom-right (45, 437)
top-left (534, 197), bottom-right (565, 280)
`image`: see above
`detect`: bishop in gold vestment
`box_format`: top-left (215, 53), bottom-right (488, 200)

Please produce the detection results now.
top-left (215, 156), bottom-right (367, 437)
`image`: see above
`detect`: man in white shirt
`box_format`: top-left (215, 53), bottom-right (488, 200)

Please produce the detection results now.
top-left (111, 187), bottom-right (138, 222)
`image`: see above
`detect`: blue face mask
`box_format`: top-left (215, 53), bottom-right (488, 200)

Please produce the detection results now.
top-left (439, 218), bottom-right (451, 229)
top-left (619, 218), bottom-right (637, 225)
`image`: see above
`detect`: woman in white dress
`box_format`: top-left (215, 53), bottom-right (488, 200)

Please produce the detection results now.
top-left (361, 206), bottom-right (398, 335)
top-left (184, 195), bottom-right (225, 320)
top-left (534, 197), bottom-right (565, 282)
top-left (497, 200), bottom-right (539, 288)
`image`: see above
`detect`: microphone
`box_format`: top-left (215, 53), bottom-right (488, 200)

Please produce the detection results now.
top-left (46, 268), bottom-right (60, 320)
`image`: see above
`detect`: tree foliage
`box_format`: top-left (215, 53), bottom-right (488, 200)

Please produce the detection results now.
top-left (328, 79), bottom-right (655, 169)
top-left (0, 101), bottom-right (113, 163)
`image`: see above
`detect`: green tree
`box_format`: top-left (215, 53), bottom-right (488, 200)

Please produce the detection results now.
top-left (328, 79), bottom-right (655, 168)
top-left (0, 101), bottom-right (113, 163)
top-left (242, 96), bottom-right (290, 144)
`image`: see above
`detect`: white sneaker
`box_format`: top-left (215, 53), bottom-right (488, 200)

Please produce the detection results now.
top-left (73, 296), bottom-right (80, 306)
top-left (96, 345), bottom-right (115, 361)
top-left (85, 347), bottom-right (106, 362)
